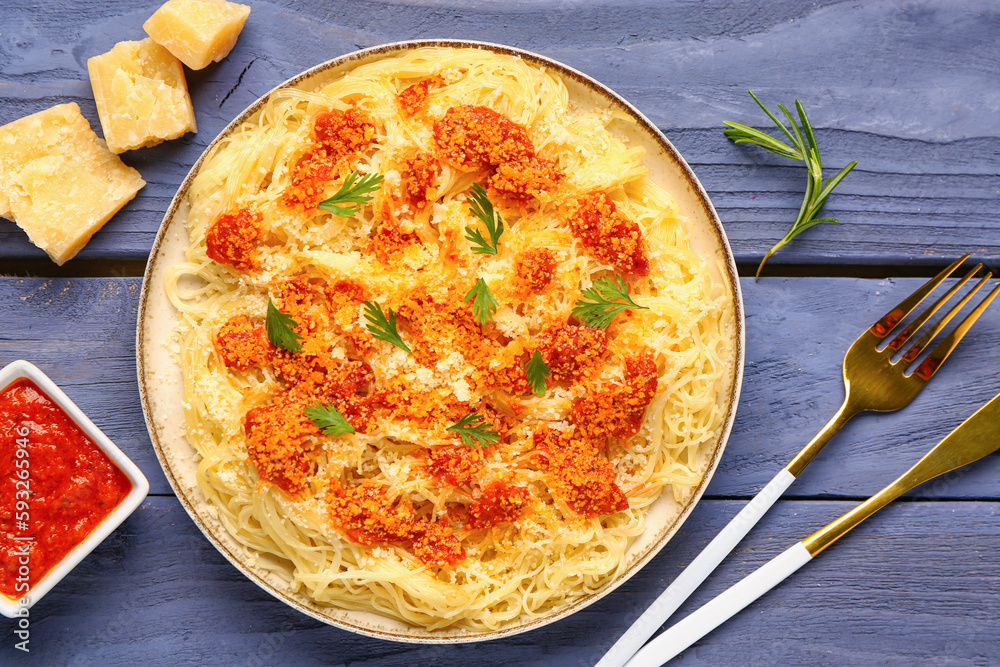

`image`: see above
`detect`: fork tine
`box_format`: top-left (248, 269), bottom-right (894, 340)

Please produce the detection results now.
top-left (909, 282), bottom-right (1000, 381)
top-left (885, 263), bottom-right (982, 352)
top-left (869, 253), bottom-right (970, 339)
top-left (898, 271), bottom-right (992, 363)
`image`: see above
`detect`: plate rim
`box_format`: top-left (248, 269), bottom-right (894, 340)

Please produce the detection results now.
top-left (136, 38), bottom-right (746, 644)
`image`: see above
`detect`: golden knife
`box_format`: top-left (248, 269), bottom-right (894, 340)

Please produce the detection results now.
top-left (623, 389), bottom-right (1000, 667)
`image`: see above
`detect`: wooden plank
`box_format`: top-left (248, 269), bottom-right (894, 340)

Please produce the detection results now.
top-left (1, 0), bottom-right (997, 265)
top-left (716, 273), bottom-right (1000, 501)
top-left (0, 278), bottom-right (161, 489)
top-left (2, 276), bottom-right (999, 499)
top-left (0, 496), bottom-right (996, 665)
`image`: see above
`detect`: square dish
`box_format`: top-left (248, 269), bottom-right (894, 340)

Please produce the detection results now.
top-left (0, 359), bottom-right (149, 618)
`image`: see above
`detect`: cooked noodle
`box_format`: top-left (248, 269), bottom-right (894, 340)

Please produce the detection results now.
top-left (164, 46), bottom-right (733, 631)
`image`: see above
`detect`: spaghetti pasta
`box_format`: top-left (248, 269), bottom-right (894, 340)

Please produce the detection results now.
top-left (164, 46), bottom-right (734, 632)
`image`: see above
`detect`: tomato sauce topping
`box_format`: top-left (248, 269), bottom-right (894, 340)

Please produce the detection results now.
top-left (213, 276), bottom-right (390, 495)
top-left (533, 425), bottom-right (629, 519)
top-left (324, 279), bottom-right (376, 356)
top-left (426, 446), bottom-right (484, 487)
top-left (570, 352), bottom-right (658, 442)
top-left (433, 105), bottom-right (532, 170)
top-left (432, 105), bottom-right (562, 202)
top-left (369, 218), bottom-right (421, 264)
top-left (327, 482), bottom-right (464, 565)
top-left (243, 350), bottom-right (374, 496)
top-left (569, 191), bottom-right (650, 276)
top-left (275, 275), bottom-right (318, 316)
top-left (513, 248), bottom-right (556, 295)
top-left (243, 403), bottom-right (317, 495)
top-left (534, 325), bottom-right (608, 384)
top-left (0, 380), bottom-right (132, 599)
top-left (399, 152), bottom-right (440, 210)
top-left (397, 288), bottom-right (494, 364)
top-left (206, 208), bottom-right (264, 272)
top-left (283, 108), bottom-right (376, 210)
top-left (468, 481), bottom-right (532, 529)
top-left (398, 80), bottom-right (433, 116)
top-left (335, 372), bottom-right (506, 443)
top-left (215, 315), bottom-right (271, 370)
top-left (477, 347), bottom-right (531, 396)
top-left (396, 289), bottom-right (531, 395)
top-left (489, 156), bottom-right (563, 203)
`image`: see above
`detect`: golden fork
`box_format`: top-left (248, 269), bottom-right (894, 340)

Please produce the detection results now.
top-left (625, 388), bottom-right (1000, 666)
top-left (598, 253), bottom-right (1000, 667)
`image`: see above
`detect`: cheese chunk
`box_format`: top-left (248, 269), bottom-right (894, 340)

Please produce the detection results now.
top-left (88, 38), bottom-right (197, 154)
top-left (143, 0), bottom-right (251, 70)
top-left (0, 103), bottom-right (145, 265)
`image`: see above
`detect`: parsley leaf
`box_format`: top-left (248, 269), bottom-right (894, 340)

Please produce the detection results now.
top-left (464, 183), bottom-right (504, 255)
top-left (317, 171), bottom-right (384, 217)
top-left (363, 300), bottom-right (411, 354)
top-left (571, 275), bottom-right (649, 329)
top-left (723, 91), bottom-right (857, 279)
top-left (265, 299), bottom-right (304, 353)
top-left (464, 278), bottom-right (498, 325)
top-left (446, 412), bottom-right (501, 449)
top-left (304, 402), bottom-right (356, 436)
top-left (525, 349), bottom-right (550, 397)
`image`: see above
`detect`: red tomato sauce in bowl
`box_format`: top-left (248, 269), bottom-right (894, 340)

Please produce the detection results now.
top-left (0, 379), bottom-right (132, 599)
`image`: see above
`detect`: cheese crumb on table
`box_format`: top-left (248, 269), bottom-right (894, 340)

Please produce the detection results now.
top-left (143, 0), bottom-right (251, 71)
top-left (0, 103), bottom-right (145, 265)
top-left (88, 38), bottom-right (197, 154)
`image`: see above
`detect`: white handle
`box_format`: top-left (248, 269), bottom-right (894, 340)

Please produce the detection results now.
top-left (596, 468), bottom-right (796, 667)
top-left (624, 541), bottom-right (813, 667)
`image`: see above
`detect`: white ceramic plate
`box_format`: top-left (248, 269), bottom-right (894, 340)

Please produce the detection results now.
top-left (136, 40), bottom-right (745, 643)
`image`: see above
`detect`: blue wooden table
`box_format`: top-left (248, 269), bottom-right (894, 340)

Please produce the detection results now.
top-left (2, 1), bottom-right (999, 665)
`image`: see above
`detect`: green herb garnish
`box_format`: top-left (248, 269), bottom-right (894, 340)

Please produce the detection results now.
top-left (464, 183), bottom-right (504, 255)
top-left (571, 275), bottom-right (648, 329)
top-left (464, 278), bottom-right (498, 325)
top-left (304, 402), bottom-right (356, 436)
top-left (363, 300), bottom-right (411, 354)
top-left (317, 171), bottom-right (384, 217)
top-left (723, 90), bottom-right (858, 279)
top-left (525, 350), bottom-right (551, 397)
top-left (265, 299), bottom-right (304, 353)
top-left (447, 412), bottom-right (501, 449)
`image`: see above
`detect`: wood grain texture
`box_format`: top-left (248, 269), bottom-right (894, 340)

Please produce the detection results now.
top-left (0, 0), bottom-right (997, 266)
top-left (0, 496), bottom-right (996, 666)
top-left (2, 2), bottom-right (999, 664)
top-left (1, 275), bottom-right (998, 500)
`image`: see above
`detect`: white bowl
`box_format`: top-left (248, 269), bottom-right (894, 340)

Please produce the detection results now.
top-left (0, 360), bottom-right (149, 618)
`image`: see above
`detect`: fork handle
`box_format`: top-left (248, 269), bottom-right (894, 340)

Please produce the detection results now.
top-left (623, 542), bottom-right (813, 667)
top-left (787, 397), bottom-right (858, 476)
top-left (595, 469), bottom-right (795, 667)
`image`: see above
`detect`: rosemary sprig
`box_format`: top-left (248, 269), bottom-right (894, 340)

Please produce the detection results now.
top-left (447, 412), bottom-right (501, 449)
top-left (265, 299), bottom-right (304, 353)
top-left (464, 278), bottom-right (498, 325)
top-left (723, 90), bottom-right (858, 279)
top-left (464, 183), bottom-right (504, 255)
top-left (571, 275), bottom-right (648, 329)
top-left (304, 402), bottom-right (356, 436)
top-left (317, 171), bottom-right (384, 217)
top-left (363, 300), bottom-right (411, 354)
top-left (525, 350), bottom-right (551, 397)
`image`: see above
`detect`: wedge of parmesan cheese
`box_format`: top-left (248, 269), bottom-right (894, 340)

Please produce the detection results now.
top-left (88, 38), bottom-right (197, 154)
top-left (0, 103), bottom-right (146, 265)
top-left (143, 0), bottom-right (251, 71)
